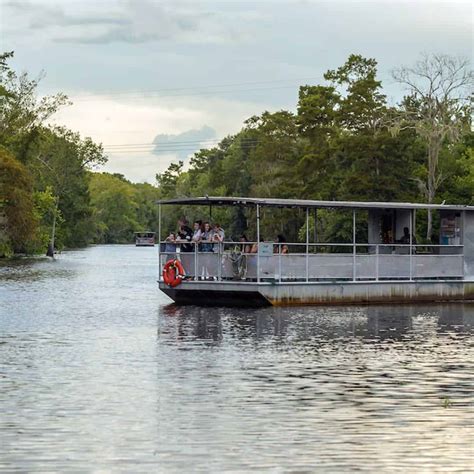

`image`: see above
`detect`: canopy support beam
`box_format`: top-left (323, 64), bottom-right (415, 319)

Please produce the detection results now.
top-left (158, 204), bottom-right (161, 281)
top-left (409, 209), bottom-right (413, 281)
top-left (306, 207), bottom-right (309, 282)
top-left (257, 204), bottom-right (260, 283)
top-left (353, 209), bottom-right (356, 281)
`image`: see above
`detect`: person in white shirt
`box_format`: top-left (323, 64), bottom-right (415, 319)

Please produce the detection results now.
top-left (192, 220), bottom-right (203, 247)
top-left (211, 223), bottom-right (224, 251)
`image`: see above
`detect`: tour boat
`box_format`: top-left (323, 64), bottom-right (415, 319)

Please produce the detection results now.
top-left (135, 231), bottom-right (156, 247)
top-left (157, 197), bottom-right (474, 306)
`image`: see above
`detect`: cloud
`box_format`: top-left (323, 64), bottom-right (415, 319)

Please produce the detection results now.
top-left (152, 125), bottom-right (216, 161)
top-left (5, 0), bottom-right (128, 29)
top-left (5, 0), bottom-right (243, 45)
top-left (49, 93), bottom-right (269, 182)
top-left (58, 1), bottom-right (200, 44)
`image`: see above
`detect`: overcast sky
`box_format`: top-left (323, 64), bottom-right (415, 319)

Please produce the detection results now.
top-left (1, 0), bottom-right (472, 182)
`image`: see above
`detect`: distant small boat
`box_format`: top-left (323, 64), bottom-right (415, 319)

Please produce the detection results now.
top-left (134, 232), bottom-right (155, 247)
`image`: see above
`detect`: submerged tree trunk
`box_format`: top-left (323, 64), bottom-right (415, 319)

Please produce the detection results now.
top-left (46, 198), bottom-right (59, 258)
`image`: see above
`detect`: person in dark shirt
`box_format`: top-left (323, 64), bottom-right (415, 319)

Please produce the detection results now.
top-left (399, 227), bottom-right (417, 245)
top-left (177, 218), bottom-right (193, 252)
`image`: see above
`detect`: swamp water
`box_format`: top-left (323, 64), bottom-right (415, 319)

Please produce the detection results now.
top-left (0, 245), bottom-right (473, 472)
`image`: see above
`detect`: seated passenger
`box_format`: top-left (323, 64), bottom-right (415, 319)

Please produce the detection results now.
top-left (239, 234), bottom-right (252, 254)
top-left (250, 237), bottom-right (263, 254)
top-left (275, 234), bottom-right (289, 254)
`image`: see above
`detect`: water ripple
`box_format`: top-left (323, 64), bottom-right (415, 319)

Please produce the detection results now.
top-left (0, 246), bottom-right (473, 472)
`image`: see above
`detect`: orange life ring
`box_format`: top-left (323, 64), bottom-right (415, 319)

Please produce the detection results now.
top-left (163, 259), bottom-right (186, 287)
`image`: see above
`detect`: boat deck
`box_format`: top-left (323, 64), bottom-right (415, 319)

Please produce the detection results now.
top-left (156, 196), bottom-right (474, 306)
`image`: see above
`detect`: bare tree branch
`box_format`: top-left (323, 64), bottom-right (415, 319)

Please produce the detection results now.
top-left (391, 53), bottom-right (472, 239)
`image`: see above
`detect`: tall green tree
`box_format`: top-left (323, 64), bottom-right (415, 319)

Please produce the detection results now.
top-left (0, 146), bottom-right (37, 255)
top-left (89, 173), bottom-right (141, 243)
top-left (0, 51), bottom-right (107, 254)
top-left (29, 126), bottom-right (107, 251)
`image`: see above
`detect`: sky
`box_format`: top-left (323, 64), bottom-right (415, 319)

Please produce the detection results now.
top-left (1, 0), bottom-right (472, 182)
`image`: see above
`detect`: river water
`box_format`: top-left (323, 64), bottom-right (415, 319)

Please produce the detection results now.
top-left (0, 245), bottom-right (473, 472)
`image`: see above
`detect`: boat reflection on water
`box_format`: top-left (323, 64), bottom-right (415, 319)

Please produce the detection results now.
top-left (159, 303), bottom-right (474, 345)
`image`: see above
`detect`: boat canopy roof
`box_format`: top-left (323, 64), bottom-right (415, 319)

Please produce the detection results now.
top-left (157, 196), bottom-right (474, 212)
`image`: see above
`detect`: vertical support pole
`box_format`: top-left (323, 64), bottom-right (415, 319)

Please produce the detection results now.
top-left (352, 209), bottom-right (356, 281)
top-left (413, 209), bottom-right (416, 240)
top-left (194, 239), bottom-right (198, 281)
top-left (314, 208), bottom-right (317, 243)
top-left (409, 209), bottom-right (413, 281)
top-left (376, 244), bottom-right (379, 281)
top-left (158, 204), bottom-right (161, 281)
top-left (278, 249), bottom-right (282, 283)
top-left (306, 207), bottom-right (309, 282)
top-left (413, 208), bottom-right (417, 277)
top-left (256, 204), bottom-right (260, 283)
top-left (217, 241), bottom-right (222, 281)
top-left (462, 210), bottom-right (465, 279)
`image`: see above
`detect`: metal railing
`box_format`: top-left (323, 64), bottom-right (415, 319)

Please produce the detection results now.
top-left (158, 241), bottom-right (465, 283)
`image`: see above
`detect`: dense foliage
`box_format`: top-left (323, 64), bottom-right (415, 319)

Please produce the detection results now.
top-left (0, 52), bottom-right (472, 255)
top-left (158, 55), bottom-right (473, 243)
top-left (0, 51), bottom-right (107, 255)
top-left (89, 173), bottom-right (160, 243)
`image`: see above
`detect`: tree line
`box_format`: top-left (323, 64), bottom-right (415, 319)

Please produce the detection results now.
top-left (0, 52), bottom-right (472, 256)
top-left (158, 54), bottom-right (473, 244)
top-left (0, 52), bottom-right (161, 256)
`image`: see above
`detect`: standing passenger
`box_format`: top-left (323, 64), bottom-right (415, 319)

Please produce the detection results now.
top-left (399, 227), bottom-right (417, 245)
top-left (192, 220), bottom-right (203, 249)
top-left (176, 218), bottom-right (193, 278)
top-left (164, 232), bottom-right (177, 253)
top-left (200, 222), bottom-right (214, 252)
top-left (177, 218), bottom-right (193, 252)
top-left (200, 222), bottom-right (214, 279)
top-left (211, 223), bottom-right (225, 252)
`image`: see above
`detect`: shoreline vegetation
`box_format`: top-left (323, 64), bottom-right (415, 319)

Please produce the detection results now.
top-left (1, 51), bottom-right (472, 258)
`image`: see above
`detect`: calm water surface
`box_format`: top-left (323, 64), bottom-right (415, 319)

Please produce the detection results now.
top-left (1, 245), bottom-right (473, 472)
